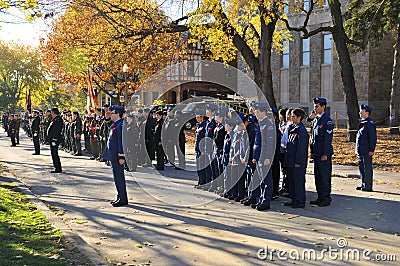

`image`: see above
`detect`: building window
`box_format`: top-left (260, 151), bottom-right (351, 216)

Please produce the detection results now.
top-left (304, 0), bottom-right (310, 11)
top-left (323, 34), bottom-right (332, 65)
top-left (281, 41), bottom-right (289, 68)
top-left (142, 91), bottom-right (148, 106)
top-left (301, 38), bottom-right (310, 66)
top-left (187, 60), bottom-right (195, 76)
top-left (152, 92), bottom-right (159, 102)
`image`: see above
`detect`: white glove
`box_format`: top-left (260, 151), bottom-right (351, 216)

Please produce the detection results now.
top-left (33, 133), bottom-right (37, 137)
top-left (51, 142), bottom-right (56, 147)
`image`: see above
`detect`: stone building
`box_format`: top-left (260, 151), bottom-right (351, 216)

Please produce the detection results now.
top-left (270, 3), bottom-right (394, 125)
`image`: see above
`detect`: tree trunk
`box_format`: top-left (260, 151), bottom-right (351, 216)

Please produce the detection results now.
top-left (330, 0), bottom-right (359, 142)
top-left (254, 16), bottom-right (277, 108)
top-left (390, 23), bottom-right (400, 134)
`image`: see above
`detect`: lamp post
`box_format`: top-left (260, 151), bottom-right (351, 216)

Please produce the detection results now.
top-left (122, 63), bottom-right (129, 108)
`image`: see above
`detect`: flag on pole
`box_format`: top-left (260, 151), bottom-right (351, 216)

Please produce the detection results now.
top-left (86, 68), bottom-right (97, 114)
top-left (26, 89), bottom-right (32, 113)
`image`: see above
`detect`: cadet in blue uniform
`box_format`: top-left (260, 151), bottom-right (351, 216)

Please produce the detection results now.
top-left (210, 108), bottom-right (227, 192)
top-left (355, 104), bottom-right (377, 192)
top-left (204, 103), bottom-right (217, 185)
top-left (283, 108), bottom-right (309, 208)
top-left (229, 114), bottom-right (249, 201)
top-left (195, 110), bottom-right (207, 186)
top-left (251, 103), bottom-right (275, 211)
top-left (102, 106), bottom-right (128, 207)
top-left (222, 118), bottom-right (236, 197)
top-left (310, 97), bottom-right (334, 207)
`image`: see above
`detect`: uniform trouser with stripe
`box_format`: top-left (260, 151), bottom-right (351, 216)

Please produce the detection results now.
top-left (287, 166), bottom-right (306, 207)
top-left (314, 156), bottom-right (332, 202)
top-left (358, 155), bottom-right (373, 190)
top-left (110, 161), bottom-right (127, 203)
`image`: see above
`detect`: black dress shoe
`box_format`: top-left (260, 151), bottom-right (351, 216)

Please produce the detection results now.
top-left (318, 200), bottom-right (331, 207)
top-left (250, 203), bottom-right (259, 209)
top-left (284, 202), bottom-right (293, 206)
top-left (110, 199), bottom-right (119, 204)
top-left (243, 198), bottom-right (257, 206)
top-left (356, 186), bottom-right (363, 190)
top-left (32, 153), bottom-right (40, 155)
top-left (234, 196), bottom-right (244, 202)
top-left (223, 194), bottom-right (229, 198)
top-left (51, 170), bottom-right (62, 173)
top-left (74, 153), bottom-right (82, 156)
top-left (310, 199), bottom-right (320, 205)
top-left (112, 201), bottom-right (128, 207)
top-left (256, 205), bottom-right (270, 211)
top-left (240, 197), bottom-right (249, 204)
top-left (155, 167), bottom-right (164, 170)
top-left (361, 188), bottom-right (373, 192)
top-left (228, 195), bottom-right (236, 200)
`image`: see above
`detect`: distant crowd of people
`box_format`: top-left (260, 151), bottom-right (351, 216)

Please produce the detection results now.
top-left (1, 97), bottom-right (377, 209)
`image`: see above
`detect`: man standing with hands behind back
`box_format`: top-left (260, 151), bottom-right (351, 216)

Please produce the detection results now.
top-left (102, 106), bottom-right (128, 207)
top-left (47, 108), bottom-right (64, 173)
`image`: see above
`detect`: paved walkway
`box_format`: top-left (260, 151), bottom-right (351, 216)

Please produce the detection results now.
top-left (0, 131), bottom-right (399, 265)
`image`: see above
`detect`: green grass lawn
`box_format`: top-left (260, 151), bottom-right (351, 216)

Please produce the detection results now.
top-left (0, 182), bottom-right (68, 265)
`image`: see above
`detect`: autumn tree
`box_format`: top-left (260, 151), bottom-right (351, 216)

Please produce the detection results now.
top-left (0, 41), bottom-right (46, 112)
top-left (40, 0), bottom-right (185, 98)
top-left (345, 0), bottom-right (400, 134)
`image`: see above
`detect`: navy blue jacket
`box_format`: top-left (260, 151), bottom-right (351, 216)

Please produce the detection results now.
top-left (222, 131), bottom-right (232, 166)
top-left (204, 117), bottom-right (216, 154)
top-left (195, 121), bottom-right (207, 156)
top-left (310, 112), bottom-right (334, 157)
top-left (102, 118), bottom-right (125, 162)
top-left (355, 117), bottom-right (377, 155)
top-left (284, 122), bottom-right (309, 168)
top-left (253, 116), bottom-right (275, 163)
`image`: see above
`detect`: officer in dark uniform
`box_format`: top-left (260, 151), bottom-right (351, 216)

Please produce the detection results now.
top-left (31, 110), bottom-right (41, 155)
top-left (174, 110), bottom-right (186, 170)
top-left (195, 110), bottom-right (207, 186)
top-left (283, 108), bottom-right (309, 208)
top-left (154, 110), bottom-right (165, 170)
top-left (271, 108), bottom-right (281, 200)
top-left (102, 106), bottom-right (128, 207)
top-left (72, 111), bottom-right (83, 155)
top-left (251, 103), bottom-right (275, 211)
top-left (47, 108), bottom-right (64, 173)
top-left (355, 104), bottom-right (377, 192)
top-left (204, 103), bottom-right (217, 186)
top-left (14, 114), bottom-right (21, 144)
top-left (8, 114), bottom-right (17, 146)
top-left (143, 109), bottom-right (156, 166)
top-left (125, 114), bottom-right (140, 172)
top-left (310, 97), bottom-right (334, 207)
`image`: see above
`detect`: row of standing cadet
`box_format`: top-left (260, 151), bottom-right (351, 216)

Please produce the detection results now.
top-left (193, 98), bottom-right (339, 211)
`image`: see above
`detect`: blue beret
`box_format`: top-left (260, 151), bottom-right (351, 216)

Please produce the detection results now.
top-left (250, 102), bottom-right (269, 110)
top-left (224, 118), bottom-right (237, 127)
top-left (360, 104), bottom-right (373, 112)
top-left (195, 109), bottom-right (206, 116)
top-left (271, 108), bottom-right (279, 114)
top-left (205, 103), bottom-right (218, 111)
top-left (110, 105), bottom-right (124, 112)
top-left (313, 97), bottom-right (327, 104)
top-left (216, 108), bottom-right (228, 117)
